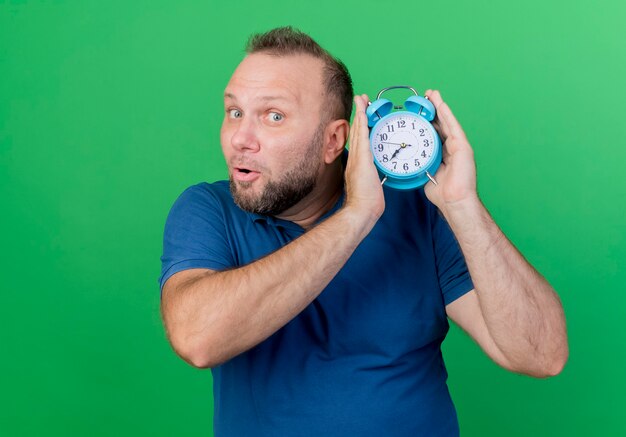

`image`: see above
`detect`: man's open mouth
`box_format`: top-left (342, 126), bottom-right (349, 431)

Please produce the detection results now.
top-left (233, 167), bottom-right (261, 182)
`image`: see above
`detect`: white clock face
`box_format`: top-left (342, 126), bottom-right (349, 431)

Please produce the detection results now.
top-left (371, 113), bottom-right (436, 175)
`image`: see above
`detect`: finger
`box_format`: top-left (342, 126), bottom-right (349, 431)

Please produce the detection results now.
top-left (357, 95), bottom-right (370, 145)
top-left (438, 130), bottom-right (451, 162)
top-left (431, 118), bottom-right (448, 143)
top-left (349, 96), bottom-right (365, 152)
top-left (353, 95), bottom-right (369, 148)
top-left (425, 90), bottom-right (451, 144)
top-left (425, 90), bottom-right (452, 139)
top-left (429, 90), bottom-right (466, 141)
top-left (438, 103), bottom-right (467, 143)
top-left (351, 96), bottom-right (363, 131)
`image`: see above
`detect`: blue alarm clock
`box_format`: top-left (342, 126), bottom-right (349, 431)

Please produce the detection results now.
top-left (366, 85), bottom-right (442, 190)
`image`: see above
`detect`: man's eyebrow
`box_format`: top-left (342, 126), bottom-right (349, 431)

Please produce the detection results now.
top-left (224, 92), bottom-right (295, 103)
top-left (259, 96), bottom-right (292, 103)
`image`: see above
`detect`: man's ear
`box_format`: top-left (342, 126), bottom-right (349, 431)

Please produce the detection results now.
top-left (323, 119), bottom-right (350, 164)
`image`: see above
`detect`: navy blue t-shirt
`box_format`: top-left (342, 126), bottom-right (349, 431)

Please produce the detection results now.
top-left (159, 180), bottom-right (474, 436)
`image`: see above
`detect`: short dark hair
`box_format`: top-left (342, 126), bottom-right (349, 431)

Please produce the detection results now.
top-left (245, 26), bottom-right (353, 122)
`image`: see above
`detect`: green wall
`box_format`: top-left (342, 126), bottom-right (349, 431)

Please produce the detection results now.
top-left (2, 0), bottom-right (625, 435)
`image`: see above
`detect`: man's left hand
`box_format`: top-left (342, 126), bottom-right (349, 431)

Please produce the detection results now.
top-left (423, 90), bottom-right (478, 216)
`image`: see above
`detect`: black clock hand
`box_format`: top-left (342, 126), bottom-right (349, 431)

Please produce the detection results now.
top-left (388, 142), bottom-right (414, 161)
top-left (389, 147), bottom-right (402, 160)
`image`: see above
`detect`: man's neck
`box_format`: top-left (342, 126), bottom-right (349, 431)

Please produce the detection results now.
top-left (275, 163), bottom-right (344, 230)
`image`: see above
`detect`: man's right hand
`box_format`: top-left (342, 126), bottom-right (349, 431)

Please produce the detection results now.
top-left (343, 94), bottom-right (385, 231)
top-left (162, 100), bottom-right (387, 368)
top-left (161, 94), bottom-right (389, 369)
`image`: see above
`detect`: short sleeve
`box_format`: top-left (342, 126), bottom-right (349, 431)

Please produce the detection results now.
top-left (431, 207), bottom-right (474, 306)
top-left (158, 183), bottom-right (235, 296)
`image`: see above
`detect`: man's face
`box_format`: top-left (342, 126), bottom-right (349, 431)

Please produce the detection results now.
top-left (220, 52), bottom-right (328, 216)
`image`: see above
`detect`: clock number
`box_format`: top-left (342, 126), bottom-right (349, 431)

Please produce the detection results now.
top-left (423, 139), bottom-right (430, 147)
top-left (387, 125), bottom-right (395, 133)
top-left (421, 150), bottom-right (427, 158)
top-left (397, 120), bottom-right (406, 128)
top-left (382, 154), bottom-right (389, 162)
top-left (392, 162), bottom-right (398, 170)
top-left (419, 128), bottom-right (425, 136)
top-left (415, 159), bottom-right (420, 167)
top-left (379, 133), bottom-right (388, 141)
top-left (403, 163), bottom-right (409, 171)
top-left (377, 144), bottom-right (384, 152)
top-left (412, 122), bottom-right (415, 129)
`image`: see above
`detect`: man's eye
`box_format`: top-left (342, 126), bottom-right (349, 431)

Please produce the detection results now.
top-left (269, 112), bottom-right (284, 122)
top-left (229, 109), bottom-right (242, 118)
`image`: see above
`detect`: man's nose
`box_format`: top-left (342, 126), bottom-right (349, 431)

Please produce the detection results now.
top-left (230, 117), bottom-right (260, 153)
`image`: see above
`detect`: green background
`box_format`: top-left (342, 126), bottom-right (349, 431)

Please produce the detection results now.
top-left (1, 0), bottom-right (625, 435)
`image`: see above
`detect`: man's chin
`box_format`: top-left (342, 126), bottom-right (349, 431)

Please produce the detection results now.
top-left (228, 169), bottom-right (317, 216)
top-left (230, 177), bottom-right (262, 210)
top-left (233, 179), bottom-right (253, 190)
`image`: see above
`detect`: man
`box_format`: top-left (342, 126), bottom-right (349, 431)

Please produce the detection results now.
top-left (159, 26), bottom-right (568, 436)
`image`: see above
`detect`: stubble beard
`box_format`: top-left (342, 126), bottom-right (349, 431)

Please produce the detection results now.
top-left (229, 126), bottom-right (324, 216)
